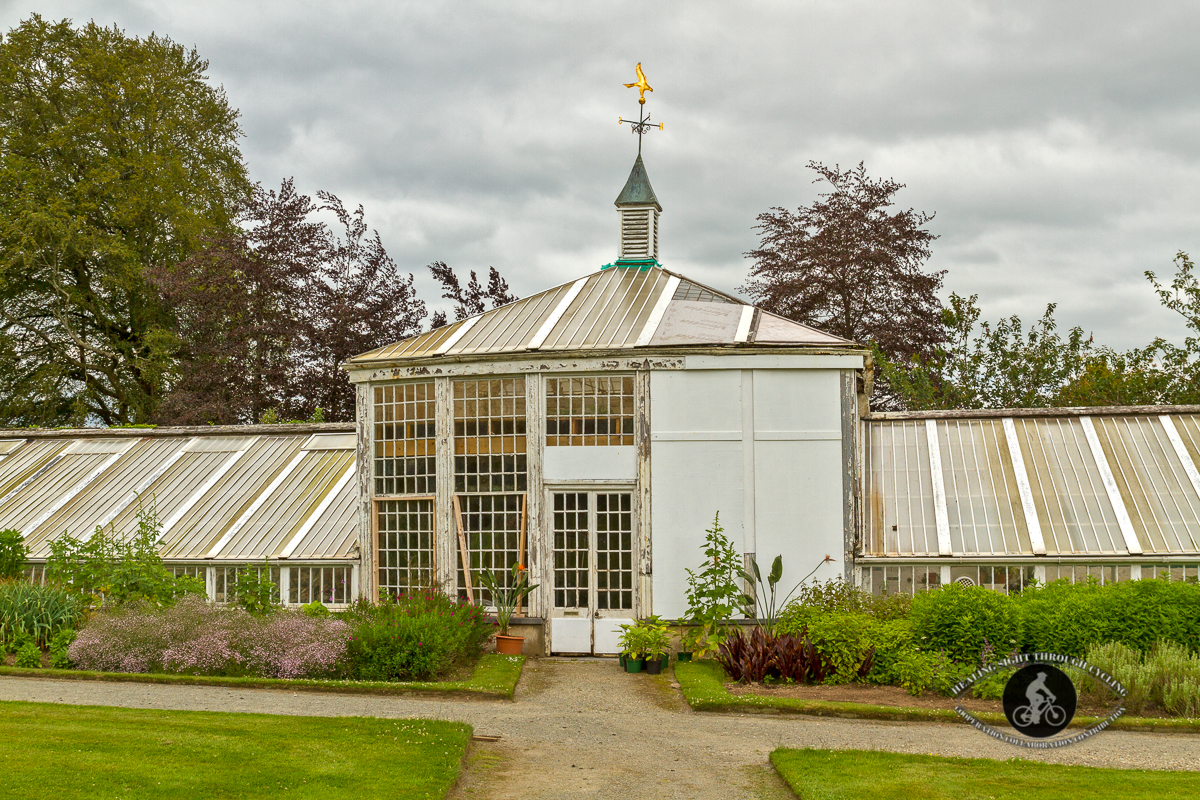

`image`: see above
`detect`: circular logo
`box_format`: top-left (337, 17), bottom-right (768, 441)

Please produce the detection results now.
top-left (1002, 663), bottom-right (1077, 738)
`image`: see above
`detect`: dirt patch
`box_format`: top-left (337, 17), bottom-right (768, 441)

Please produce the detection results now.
top-left (725, 681), bottom-right (1127, 717)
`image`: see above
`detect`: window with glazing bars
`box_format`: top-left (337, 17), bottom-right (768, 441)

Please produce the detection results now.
top-left (553, 493), bottom-right (589, 608)
top-left (290, 565), bottom-right (352, 605)
top-left (214, 565), bottom-right (280, 604)
top-left (457, 494), bottom-right (523, 604)
top-left (545, 376), bottom-right (635, 446)
top-left (374, 382), bottom-right (436, 495)
top-left (454, 378), bottom-right (526, 493)
top-left (377, 498), bottom-right (434, 596)
top-left (170, 565), bottom-right (205, 581)
top-left (595, 492), bottom-right (634, 610)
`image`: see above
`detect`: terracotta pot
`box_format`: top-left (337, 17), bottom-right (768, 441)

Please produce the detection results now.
top-left (495, 634), bottom-right (524, 655)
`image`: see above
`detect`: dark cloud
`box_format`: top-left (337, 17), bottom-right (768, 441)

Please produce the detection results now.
top-left (6, 1), bottom-right (1200, 348)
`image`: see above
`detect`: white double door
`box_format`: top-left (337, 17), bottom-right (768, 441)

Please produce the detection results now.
top-left (547, 488), bottom-right (636, 654)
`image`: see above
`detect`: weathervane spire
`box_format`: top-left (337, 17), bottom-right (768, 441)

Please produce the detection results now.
top-left (618, 62), bottom-right (663, 155)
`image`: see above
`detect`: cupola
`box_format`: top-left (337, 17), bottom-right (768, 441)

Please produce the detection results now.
top-left (613, 154), bottom-right (661, 267)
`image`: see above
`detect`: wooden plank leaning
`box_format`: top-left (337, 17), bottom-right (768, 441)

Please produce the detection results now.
top-left (453, 494), bottom-right (473, 604)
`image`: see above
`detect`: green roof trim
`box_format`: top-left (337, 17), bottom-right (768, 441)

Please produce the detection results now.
top-left (614, 154), bottom-right (661, 209)
top-left (601, 257), bottom-right (661, 271)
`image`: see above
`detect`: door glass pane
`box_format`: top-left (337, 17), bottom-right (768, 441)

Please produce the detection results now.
top-left (595, 492), bottom-right (634, 610)
top-left (552, 492), bottom-right (589, 608)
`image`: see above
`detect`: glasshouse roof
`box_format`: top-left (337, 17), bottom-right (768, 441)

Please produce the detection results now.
top-left (348, 265), bottom-right (852, 366)
top-left (0, 425), bottom-right (357, 563)
top-left (864, 407), bottom-right (1200, 559)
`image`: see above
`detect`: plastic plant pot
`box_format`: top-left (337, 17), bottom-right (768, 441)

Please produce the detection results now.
top-left (626, 657), bottom-right (644, 673)
top-left (645, 657), bottom-right (663, 675)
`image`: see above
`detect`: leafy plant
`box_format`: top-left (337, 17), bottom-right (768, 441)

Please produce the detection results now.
top-left (739, 553), bottom-right (836, 637)
top-left (15, 641), bottom-right (40, 668)
top-left (46, 496), bottom-right (203, 606)
top-left (0, 530), bottom-right (27, 579)
top-left (910, 582), bottom-right (1021, 663)
top-left (806, 612), bottom-right (876, 684)
top-left (683, 513), bottom-right (743, 655)
top-left (301, 600), bottom-right (330, 618)
top-left (0, 580), bottom-right (83, 647)
top-left (345, 591), bottom-right (492, 681)
top-left (49, 628), bottom-right (76, 669)
top-left (230, 560), bottom-right (278, 616)
top-left (476, 563), bottom-right (538, 636)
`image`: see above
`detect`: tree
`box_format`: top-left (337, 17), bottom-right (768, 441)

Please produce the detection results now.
top-left (743, 162), bottom-right (943, 407)
top-left (151, 179), bottom-right (324, 425)
top-left (0, 16), bottom-right (249, 426)
top-left (292, 192), bottom-right (426, 421)
top-left (428, 262), bottom-right (518, 329)
top-left (153, 180), bottom-right (426, 425)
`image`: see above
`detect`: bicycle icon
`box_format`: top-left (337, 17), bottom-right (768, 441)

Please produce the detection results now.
top-left (1012, 701), bottom-right (1068, 728)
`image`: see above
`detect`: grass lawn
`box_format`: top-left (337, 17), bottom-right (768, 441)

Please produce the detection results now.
top-left (0, 700), bottom-right (471, 800)
top-left (0, 653), bottom-right (526, 698)
top-left (770, 748), bottom-right (1200, 799)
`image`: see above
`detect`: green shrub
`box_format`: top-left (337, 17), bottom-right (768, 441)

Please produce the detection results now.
top-left (1146, 641), bottom-right (1200, 718)
top-left (910, 583), bottom-right (1020, 663)
top-left (46, 498), bottom-right (203, 606)
top-left (1018, 579), bottom-right (1200, 656)
top-left (892, 649), bottom-right (972, 697)
top-left (0, 581), bottom-right (84, 647)
top-left (345, 591), bottom-right (493, 681)
top-left (301, 600), bottom-right (330, 618)
top-left (48, 628), bottom-right (77, 669)
top-left (1074, 639), bottom-right (1200, 717)
top-left (805, 613), bottom-right (874, 684)
top-left (230, 560), bottom-right (278, 616)
top-left (15, 641), bottom-right (41, 668)
top-left (0, 530), bottom-right (27, 579)
top-left (864, 618), bottom-right (916, 686)
top-left (781, 578), bottom-right (912, 627)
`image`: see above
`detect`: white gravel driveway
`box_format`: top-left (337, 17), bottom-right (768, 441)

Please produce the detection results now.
top-left (2, 659), bottom-right (1198, 799)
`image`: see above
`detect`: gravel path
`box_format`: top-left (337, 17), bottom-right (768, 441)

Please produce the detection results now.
top-left (2, 659), bottom-right (1198, 798)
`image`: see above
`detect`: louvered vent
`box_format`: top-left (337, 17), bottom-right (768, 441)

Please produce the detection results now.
top-left (620, 208), bottom-right (658, 259)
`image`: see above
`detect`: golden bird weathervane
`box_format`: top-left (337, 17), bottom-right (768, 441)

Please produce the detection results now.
top-left (619, 63), bottom-right (663, 155)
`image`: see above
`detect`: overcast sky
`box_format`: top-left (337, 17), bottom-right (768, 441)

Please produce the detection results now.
top-left (6, 1), bottom-right (1200, 349)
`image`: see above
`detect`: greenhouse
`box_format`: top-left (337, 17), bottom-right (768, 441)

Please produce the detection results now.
top-left (861, 408), bottom-right (1200, 595)
top-left (7, 426), bottom-right (359, 608)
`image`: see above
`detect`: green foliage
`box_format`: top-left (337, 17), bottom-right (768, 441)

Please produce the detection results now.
top-left (345, 591), bottom-right (493, 682)
top-left (892, 649), bottom-right (971, 697)
top-left (476, 562), bottom-right (538, 635)
top-left (739, 553), bottom-right (835, 637)
top-left (230, 560), bottom-right (278, 616)
top-left (862, 618), bottom-right (916, 686)
top-left (801, 613), bottom-right (875, 684)
top-left (300, 600), bottom-right (330, 618)
top-left (0, 580), bottom-right (83, 647)
top-left (0, 14), bottom-right (250, 426)
top-left (1076, 640), bottom-right (1200, 717)
top-left (0, 530), bottom-right (27, 579)
top-left (14, 641), bottom-right (40, 667)
top-left (257, 407), bottom-right (328, 425)
top-left (45, 497), bottom-right (203, 606)
top-left (779, 577), bottom-right (911, 629)
top-left (618, 617), bottom-right (670, 659)
top-left (683, 513), bottom-right (743, 656)
top-left (881, 251), bottom-right (1200, 411)
top-left (48, 628), bottom-right (76, 669)
top-left (909, 583), bottom-right (1021, 663)
top-left (1017, 578), bottom-right (1200, 657)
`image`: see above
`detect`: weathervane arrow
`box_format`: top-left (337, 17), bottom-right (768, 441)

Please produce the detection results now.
top-left (618, 63), bottom-right (663, 155)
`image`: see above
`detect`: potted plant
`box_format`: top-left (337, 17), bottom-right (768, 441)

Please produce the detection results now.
top-left (643, 625), bottom-right (670, 674)
top-left (677, 623), bottom-right (700, 662)
top-left (478, 563), bottom-right (539, 656)
top-left (617, 623), bottom-right (645, 673)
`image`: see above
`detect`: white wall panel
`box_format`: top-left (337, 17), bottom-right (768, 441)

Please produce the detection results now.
top-left (544, 446), bottom-right (636, 481)
top-left (650, 370), bottom-right (745, 618)
top-left (753, 369), bottom-right (842, 434)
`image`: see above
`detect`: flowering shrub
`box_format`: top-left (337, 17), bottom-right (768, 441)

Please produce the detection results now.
top-left (68, 595), bottom-right (349, 678)
top-left (346, 591), bottom-right (493, 681)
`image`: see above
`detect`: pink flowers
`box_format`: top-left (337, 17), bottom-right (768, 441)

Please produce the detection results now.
top-left (69, 596), bottom-right (350, 679)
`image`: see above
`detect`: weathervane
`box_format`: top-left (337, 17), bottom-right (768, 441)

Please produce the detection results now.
top-left (618, 63), bottom-right (663, 155)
